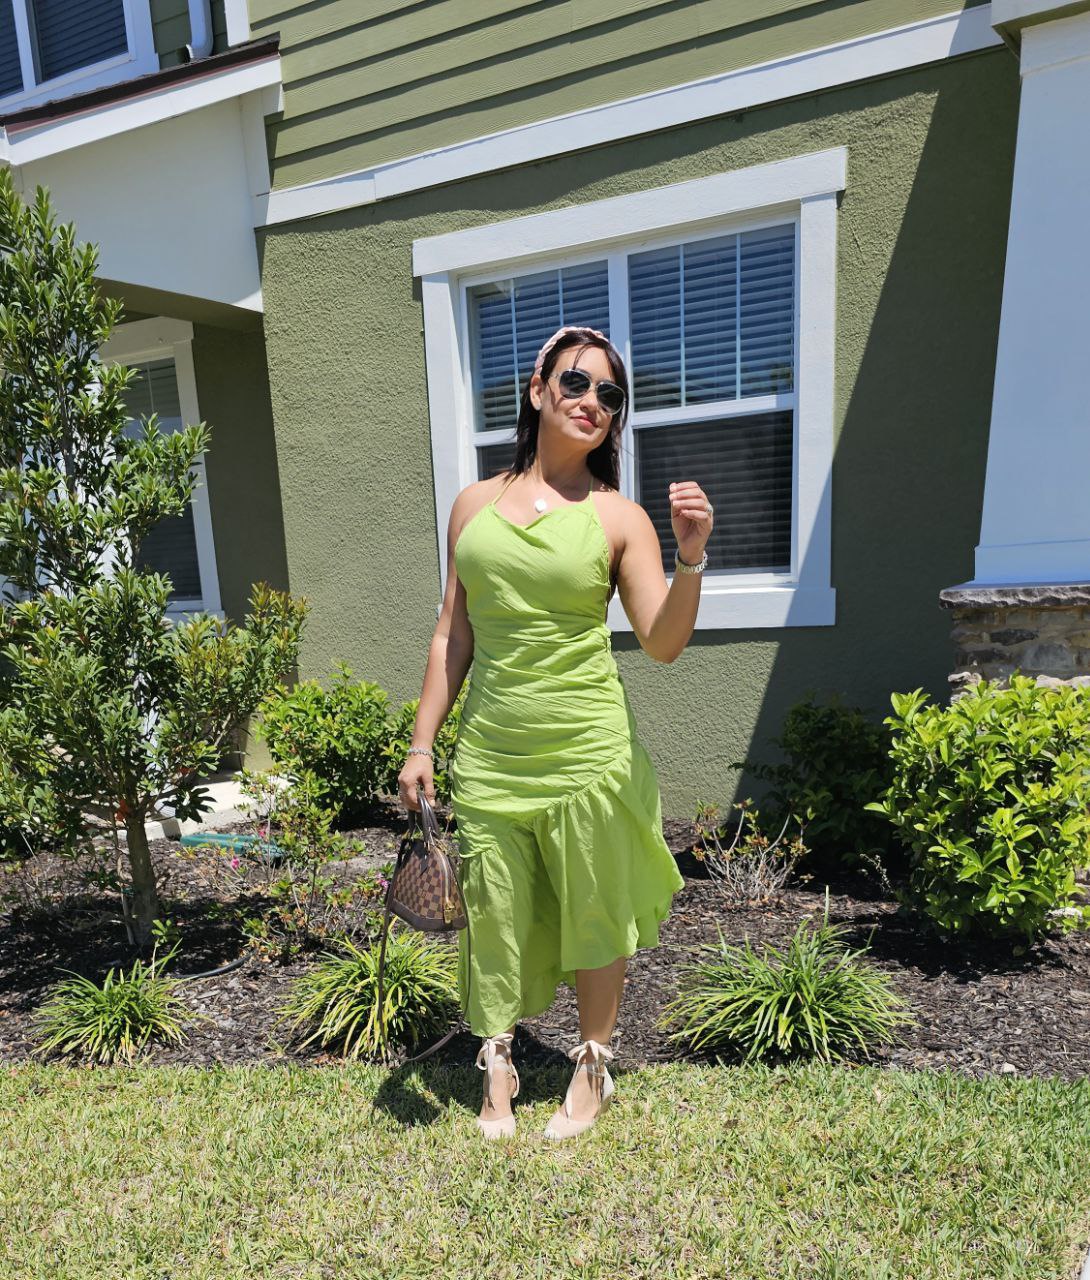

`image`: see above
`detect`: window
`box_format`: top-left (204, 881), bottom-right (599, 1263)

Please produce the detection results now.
top-left (0, 0), bottom-right (156, 110)
top-left (99, 318), bottom-right (222, 620)
top-left (465, 224), bottom-right (796, 581)
top-left (416, 148), bottom-right (844, 629)
top-left (122, 358), bottom-right (204, 603)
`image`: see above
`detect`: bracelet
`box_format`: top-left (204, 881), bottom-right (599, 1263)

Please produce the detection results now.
top-left (406, 746), bottom-right (434, 759)
top-left (674, 547), bottom-right (708, 575)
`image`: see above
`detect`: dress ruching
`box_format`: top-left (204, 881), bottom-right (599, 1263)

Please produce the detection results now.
top-left (450, 480), bottom-right (685, 1036)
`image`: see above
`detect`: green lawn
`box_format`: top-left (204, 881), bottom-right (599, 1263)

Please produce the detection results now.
top-left (2, 1059), bottom-right (1089, 1279)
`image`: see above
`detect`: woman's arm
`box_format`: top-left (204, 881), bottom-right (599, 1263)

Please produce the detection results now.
top-left (399, 490), bottom-right (480, 810)
top-left (410, 491), bottom-right (478, 750)
top-left (616, 480), bottom-right (712, 664)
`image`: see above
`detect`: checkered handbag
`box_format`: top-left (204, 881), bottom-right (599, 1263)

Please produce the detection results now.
top-left (374, 788), bottom-right (474, 1063)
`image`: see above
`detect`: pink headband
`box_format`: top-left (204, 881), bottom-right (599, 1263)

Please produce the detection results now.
top-left (532, 325), bottom-right (612, 378)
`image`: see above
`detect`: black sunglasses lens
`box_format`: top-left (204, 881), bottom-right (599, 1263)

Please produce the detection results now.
top-left (558, 369), bottom-right (591, 395)
top-left (558, 368), bottom-right (624, 413)
top-left (597, 382), bottom-right (625, 413)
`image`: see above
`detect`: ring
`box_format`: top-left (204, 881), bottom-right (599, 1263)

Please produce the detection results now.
top-left (706, 504), bottom-right (713, 517)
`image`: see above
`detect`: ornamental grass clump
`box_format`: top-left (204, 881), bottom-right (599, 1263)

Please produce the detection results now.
top-left (866, 675), bottom-right (1090, 945)
top-left (31, 929), bottom-right (199, 1065)
top-left (659, 890), bottom-right (914, 1064)
top-left (275, 929), bottom-right (460, 1064)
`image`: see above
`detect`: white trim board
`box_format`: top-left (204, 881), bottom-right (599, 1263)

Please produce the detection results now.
top-left (0, 54), bottom-right (282, 166)
top-left (417, 150), bottom-right (842, 631)
top-left (261, 5), bottom-right (1000, 228)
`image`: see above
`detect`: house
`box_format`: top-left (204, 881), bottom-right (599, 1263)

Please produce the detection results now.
top-left (1, 1), bottom-right (1086, 814)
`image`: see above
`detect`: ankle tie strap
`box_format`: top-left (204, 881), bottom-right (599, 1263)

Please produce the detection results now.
top-left (564, 1038), bottom-right (615, 1118)
top-left (476, 1033), bottom-right (518, 1110)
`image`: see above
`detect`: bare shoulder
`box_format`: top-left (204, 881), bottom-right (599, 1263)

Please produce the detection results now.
top-left (590, 484), bottom-right (653, 542)
top-left (451, 472), bottom-right (510, 526)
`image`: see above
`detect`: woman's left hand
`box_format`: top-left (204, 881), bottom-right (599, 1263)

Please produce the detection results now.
top-left (669, 480), bottom-right (713, 564)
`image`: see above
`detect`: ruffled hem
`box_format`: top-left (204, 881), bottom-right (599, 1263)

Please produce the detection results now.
top-left (454, 738), bottom-right (685, 1036)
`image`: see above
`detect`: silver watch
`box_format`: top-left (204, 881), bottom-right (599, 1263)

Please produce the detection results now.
top-left (674, 547), bottom-right (708, 575)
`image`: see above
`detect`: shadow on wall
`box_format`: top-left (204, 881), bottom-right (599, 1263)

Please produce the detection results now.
top-left (719, 50), bottom-right (1018, 807)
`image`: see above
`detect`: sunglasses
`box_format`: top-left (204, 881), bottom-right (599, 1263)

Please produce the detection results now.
top-left (548, 366), bottom-right (626, 416)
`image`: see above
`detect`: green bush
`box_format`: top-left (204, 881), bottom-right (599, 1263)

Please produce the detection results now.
top-left (659, 891), bottom-right (914, 1063)
top-left (732, 694), bottom-right (898, 879)
top-left (866, 675), bottom-right (1090, 945)
top-left (255, 665), bottom-right (465, 822)
top-left (31, 924), bottom-right (200, 1065)
top-left (274, 928), bottom-right (460, 1064)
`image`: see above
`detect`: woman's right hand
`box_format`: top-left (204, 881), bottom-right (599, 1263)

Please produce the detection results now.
top-left (398, 755), bottom-right (435, 812)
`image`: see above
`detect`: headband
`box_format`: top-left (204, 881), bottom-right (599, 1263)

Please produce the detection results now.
top-left (532, 325), bottom-right (613, 378)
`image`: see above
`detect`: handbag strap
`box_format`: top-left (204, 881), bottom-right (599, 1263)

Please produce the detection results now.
top-left (374, 791), bottom-right (472, 1065)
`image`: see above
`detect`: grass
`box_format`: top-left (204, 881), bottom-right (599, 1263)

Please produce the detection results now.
top-left (2, 1060), bottom-right (1089, 1279)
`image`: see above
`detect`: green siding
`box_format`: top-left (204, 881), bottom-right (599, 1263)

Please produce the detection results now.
top-left (152, 0), bottom-right (230, 69)
top-left (249, 0), bottom-right (992, 189)
top-left (256, 48), bottom-right (1019, 818)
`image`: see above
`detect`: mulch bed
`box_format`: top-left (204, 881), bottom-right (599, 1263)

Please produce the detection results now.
top-left (1, 803), bottom-right (1088, 1081)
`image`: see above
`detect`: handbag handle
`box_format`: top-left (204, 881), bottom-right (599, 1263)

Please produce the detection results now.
top-left (407, 786), bottom-right (441, 844)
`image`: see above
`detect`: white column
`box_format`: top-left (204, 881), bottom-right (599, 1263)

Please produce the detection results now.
top-left (970, 4), bottom-right (1090, 585)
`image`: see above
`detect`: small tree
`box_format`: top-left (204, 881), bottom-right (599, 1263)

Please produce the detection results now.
top-left (0, 169), bottom-right (307, 945)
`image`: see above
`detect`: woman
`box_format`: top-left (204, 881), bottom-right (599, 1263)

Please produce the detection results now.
top-left (398, 325), bottom-right (712, 1140)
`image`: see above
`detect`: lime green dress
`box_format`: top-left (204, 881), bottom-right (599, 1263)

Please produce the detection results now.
top-left (450, 474), bottom-right (686, 1037)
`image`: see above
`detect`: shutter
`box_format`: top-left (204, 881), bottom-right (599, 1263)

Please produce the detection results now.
top-left (468, 260), bottom-right (609, 446)
top-left (0, 2), bottom-right (22, 97)
top-left (629, 223), bottom-right (794, 409)
top-left (123, 358), bottom-right (203, 602)
top-left (637, 411), bottom-right (793, 574)
top-left (31, 0), bottom-right (127, 83)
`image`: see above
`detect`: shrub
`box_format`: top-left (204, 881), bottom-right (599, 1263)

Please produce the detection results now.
top-left (691, 797), bottom-right (810, 904)
top-left (256, 665), bottom-right (466, 821)
top-left (255, 664), bottom-right (391, 825)
top-left (659, 891), bottom-right (914, 1064)
top-left (732, 694), bottom-right (898, 879)
top-left (31, 923), bottom-right (200, 1065)
top-left (866, 675), bottom-right (1090, 945)
top-left (274, 929), bottom-right (459, 1064)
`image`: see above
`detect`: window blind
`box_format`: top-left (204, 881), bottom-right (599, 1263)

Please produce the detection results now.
top-left (637, 411), bottom-right (794, 575)
top-left (31, 0), bottom-right (127, 83)
top-left (469, 260), bottom-right (610, 444)
top-left (0, 2), bottom-right (22, 97)
top-left (123, 358), bottom-right (202, 601)
top-left (630, 224), bottom-right (795, 410)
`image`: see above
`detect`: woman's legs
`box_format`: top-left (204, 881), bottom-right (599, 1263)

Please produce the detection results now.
top-left (548, 953), bottom-right (627, 1124)
top-left (478, 1022), bottom-right (518, 1122)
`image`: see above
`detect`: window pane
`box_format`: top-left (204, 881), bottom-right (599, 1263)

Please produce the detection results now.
top-left (629, 224), bottom-right (794, 409)
top-left (629, 245), bottom-right (681, 410)
top-left (740, 225), bottom-right (794, 396)
top-left (468, 261), bottom-right (609, 434)
top-left (0, 2), bottom-right (22, 97)
top-left (122, 358), bottom-right (202, 602)
top-left (476, 441), bottom-right (517, 483)
top-left (637, 411), bottom-right (793, 574)
top-left (32, 0), bottom-right (127, 83)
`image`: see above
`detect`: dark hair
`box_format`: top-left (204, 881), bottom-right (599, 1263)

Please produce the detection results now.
top-left (500, 330), bottom-right (630, 491)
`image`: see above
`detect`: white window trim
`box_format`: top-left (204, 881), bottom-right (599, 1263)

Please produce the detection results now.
top-left (1, 0), bottom-right (157, 114)
top-left (98, 317), bottom-right (223, 622)
top-left (415, 148), bottom-right (843, 631)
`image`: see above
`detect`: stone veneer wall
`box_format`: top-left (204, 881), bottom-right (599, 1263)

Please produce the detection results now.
top-left (939, 583), bottom-right (1090, 697)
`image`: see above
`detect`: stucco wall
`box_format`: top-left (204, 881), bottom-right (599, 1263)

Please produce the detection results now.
top-left (192, 323), bottom-right (290, 621)
top-left (256, 49), bottom-right (1019, 819)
